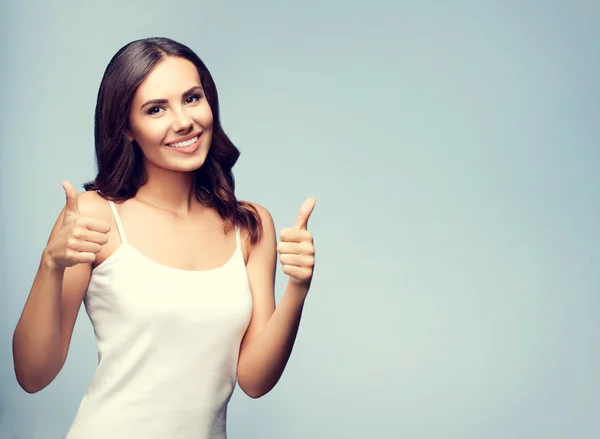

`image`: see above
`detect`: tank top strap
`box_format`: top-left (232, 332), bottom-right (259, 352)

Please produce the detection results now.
top-left (235, 226), bottom-right (241, 250)
top-left (107, 200), bottom-right (128, 245)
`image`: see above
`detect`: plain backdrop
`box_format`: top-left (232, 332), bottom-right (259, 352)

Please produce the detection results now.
top-left (1, 1), bottom-right (599, 438)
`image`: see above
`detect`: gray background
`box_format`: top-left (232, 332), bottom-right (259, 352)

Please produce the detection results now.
top-left (1, 0), bottom-right (599, 438)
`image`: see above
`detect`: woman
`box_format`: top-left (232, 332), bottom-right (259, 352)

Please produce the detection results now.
top-left (12, 37), bottom-right (316, 438)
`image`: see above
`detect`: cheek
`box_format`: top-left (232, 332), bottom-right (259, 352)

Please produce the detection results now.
top-left (195, 102), bottom-right (214, 128)
top-left (133, 119), bottom-right (168, 146)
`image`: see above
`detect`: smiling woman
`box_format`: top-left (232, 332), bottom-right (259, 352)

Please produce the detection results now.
top-left (11, 37), bottom-right (317, 439)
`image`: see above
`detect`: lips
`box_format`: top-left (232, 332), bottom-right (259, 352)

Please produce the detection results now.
top-left (162, 132), bottom-right (202, 154)
top-left (165, 132), bottom-right (202, 147)
top-left (166, 135), bottom-right (198, 148)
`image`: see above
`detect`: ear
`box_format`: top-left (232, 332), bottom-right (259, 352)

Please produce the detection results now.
top-left (124, 129), bottom-right (134, 142)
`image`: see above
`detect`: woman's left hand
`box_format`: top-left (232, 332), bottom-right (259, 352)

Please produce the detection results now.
top-left (277, 197), bottom-right (316, 288)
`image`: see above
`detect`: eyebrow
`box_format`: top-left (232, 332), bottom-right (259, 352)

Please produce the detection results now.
top-left (140, 86), bottom-right (203, 110)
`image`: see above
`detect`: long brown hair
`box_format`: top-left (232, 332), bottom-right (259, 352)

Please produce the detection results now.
top-left (84, 37), bottom-right (262, 244)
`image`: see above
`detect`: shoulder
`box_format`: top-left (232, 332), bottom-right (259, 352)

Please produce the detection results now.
top-left (241, 200), bottom-right (275, 239)
top-left (76, 190), bottom-right (112, 221)
top-left (238, 201), bottom-right (276, 256)
top-left (243, 201), bottom-right (273, 225)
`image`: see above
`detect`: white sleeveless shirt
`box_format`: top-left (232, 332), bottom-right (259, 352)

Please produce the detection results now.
top-left (65, 200), bottom-right (253, 439)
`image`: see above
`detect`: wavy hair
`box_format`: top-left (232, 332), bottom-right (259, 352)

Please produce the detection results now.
top-left (84, 37), bottom-right (262, 244)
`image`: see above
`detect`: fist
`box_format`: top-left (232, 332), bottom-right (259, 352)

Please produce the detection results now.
top-left (277, 197), bottom-right (316, 287)
top-left (45, 181), bottom-right (111, 268)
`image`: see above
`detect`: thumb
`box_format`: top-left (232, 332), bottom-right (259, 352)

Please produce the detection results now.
top-left (294, 197), bottom-right (316, 230)
top-left (62, 181), bottom-right (80, 216)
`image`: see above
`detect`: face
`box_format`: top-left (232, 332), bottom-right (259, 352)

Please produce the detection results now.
top-left (126, 56), bottom-right (213, 173)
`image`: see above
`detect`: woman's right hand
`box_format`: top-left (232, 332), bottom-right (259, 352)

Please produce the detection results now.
top-left (44, 181), bottom-right (111, 269)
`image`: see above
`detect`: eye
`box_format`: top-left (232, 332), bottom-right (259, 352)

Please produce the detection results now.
top-left (146, 106), bottom-right (164, 115)
top-left (184, 94), bottom-right (202, 105)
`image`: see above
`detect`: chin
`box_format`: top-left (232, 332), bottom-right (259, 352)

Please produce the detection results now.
top-left (168, 156), bottom-right (208, 173)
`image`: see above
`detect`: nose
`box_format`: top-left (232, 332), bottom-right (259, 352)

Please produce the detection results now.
top-left (171, 107), bottom-right (193, 133)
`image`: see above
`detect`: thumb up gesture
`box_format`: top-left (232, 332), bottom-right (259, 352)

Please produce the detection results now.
top-left (277, 197), bottom-right (316, 287)
top-left (45, 181), bottom-right (111, 268)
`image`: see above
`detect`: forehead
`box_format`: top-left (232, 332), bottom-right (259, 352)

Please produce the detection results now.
top-left (134, 56), bottom-right (201, 100)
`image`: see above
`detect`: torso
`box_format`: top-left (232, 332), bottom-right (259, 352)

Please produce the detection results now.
top-left (65, 191), bottom-right (254, 439)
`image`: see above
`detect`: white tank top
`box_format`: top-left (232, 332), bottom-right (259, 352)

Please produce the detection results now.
top-left (65, 200), bottom-right (253, 439)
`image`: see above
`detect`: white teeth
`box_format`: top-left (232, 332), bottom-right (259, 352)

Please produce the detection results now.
top-left (167, 136), bottom-right (198, 148)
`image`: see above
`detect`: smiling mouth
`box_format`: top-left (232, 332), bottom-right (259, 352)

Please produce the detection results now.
top-left (165, 134), bottom-right (200, 148)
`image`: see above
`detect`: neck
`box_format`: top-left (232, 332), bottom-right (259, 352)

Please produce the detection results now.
top-left (135, 162), bottom-right (197, 216)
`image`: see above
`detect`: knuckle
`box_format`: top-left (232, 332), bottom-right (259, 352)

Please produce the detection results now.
top-left (303, 243), bottom-right (314, 254)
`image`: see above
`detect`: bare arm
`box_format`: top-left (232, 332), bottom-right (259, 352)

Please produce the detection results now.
top-left (237, 200), bottom-right (316, 398)
top-left (12, 184), bottom-right (110, 393)
top-left (13, 247), bottom-right (91, 393)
